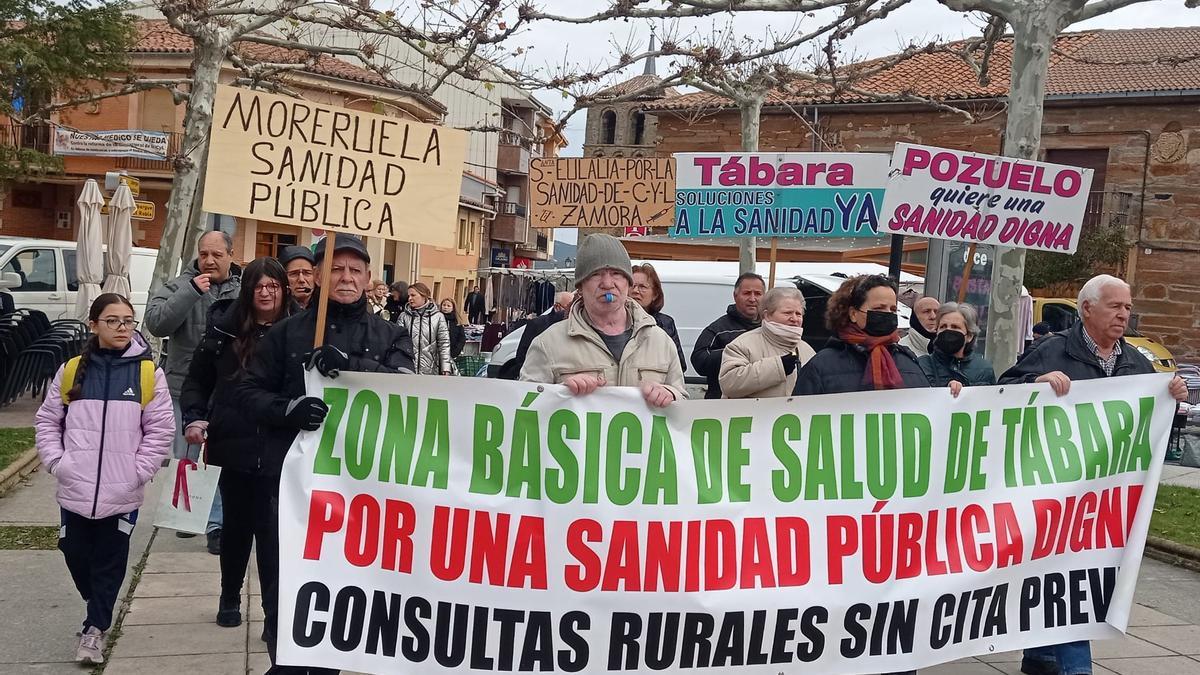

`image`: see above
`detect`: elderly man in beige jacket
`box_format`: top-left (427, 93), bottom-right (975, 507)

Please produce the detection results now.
top-left (521, 233), bottom-right (685, 407)
top-left (719, 286), bottom-right (817, 398)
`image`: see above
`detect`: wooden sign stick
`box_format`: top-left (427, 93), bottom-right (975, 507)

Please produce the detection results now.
top-left (313, 232), bottom-right (337, 348)
top-left (956, 243), bottom-right (978, 304)
top-left (768, 237), bottom-right (779, 288)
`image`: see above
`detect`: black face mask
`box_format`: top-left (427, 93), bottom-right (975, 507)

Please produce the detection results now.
top-left (863, 310), bottom-right (898, 337)
top-left (933, 330), bottom-right (967, 355)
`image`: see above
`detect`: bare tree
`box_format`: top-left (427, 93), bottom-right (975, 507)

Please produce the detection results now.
top-left (940, 0), bottom-right (1198, 369)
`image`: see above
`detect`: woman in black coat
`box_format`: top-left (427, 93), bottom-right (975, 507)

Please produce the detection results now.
top-left (794, 274), bottom-right (929, 395)
top-left (180, 257), bottom-right (291, 631)
top-left (630, 263), bottom-right (687, 373)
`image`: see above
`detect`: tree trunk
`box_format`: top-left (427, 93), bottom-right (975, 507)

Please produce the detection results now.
top-left (986, 11), bottom-right (1060, 372)
top-left (150, 38), bottom-right (225, 296)
top-left (737, 94), bottom-right (764, 274)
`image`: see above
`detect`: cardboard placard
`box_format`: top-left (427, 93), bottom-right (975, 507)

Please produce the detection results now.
top-left (203, 86), bottom-right (467, 246)
top-left (878, 143), bottom-right (1093, 254)
top-left (529, 156), bottom-right (674, 228)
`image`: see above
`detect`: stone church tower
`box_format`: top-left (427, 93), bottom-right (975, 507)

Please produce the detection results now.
top-left (582, 37), bottom-right (677, 158)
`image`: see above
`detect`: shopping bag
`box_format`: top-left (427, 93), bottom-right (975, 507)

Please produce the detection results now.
top-left (154, 457), bottom-right (221, 534)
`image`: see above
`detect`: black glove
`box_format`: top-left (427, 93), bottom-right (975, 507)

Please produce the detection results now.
top-left (284, 397), bottom-right (328, 431)
top-left (307, 345), bottom-right (350, 378)
top-left (781, 354), bottom-right (798, 375)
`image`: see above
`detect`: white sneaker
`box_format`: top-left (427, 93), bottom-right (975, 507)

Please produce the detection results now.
top-left (75, 626), bottom-right (105, 664)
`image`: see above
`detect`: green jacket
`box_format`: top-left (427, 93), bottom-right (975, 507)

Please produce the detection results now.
top-left (919, 350), bottom-right (997, 387)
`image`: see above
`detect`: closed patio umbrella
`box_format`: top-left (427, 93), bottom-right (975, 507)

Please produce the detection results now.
top-left (74, 180), bottom-right (105, 320)
top-left (102, 184), bottom-right (134, 299)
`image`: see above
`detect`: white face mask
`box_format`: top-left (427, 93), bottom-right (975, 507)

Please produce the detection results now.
top-left (762, 320), bottom-right (805, 346)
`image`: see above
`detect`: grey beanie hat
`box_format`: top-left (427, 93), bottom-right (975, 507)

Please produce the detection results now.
top-left (573, 233), bottom-right (633, 287)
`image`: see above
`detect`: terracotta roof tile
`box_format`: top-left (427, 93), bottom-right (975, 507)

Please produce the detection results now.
top-left (646, 26), bottom-right (1200, 111)
top-left (595, 73), bottom-right (679, 99)
top-left (132, 20), bottom-right (403, 92)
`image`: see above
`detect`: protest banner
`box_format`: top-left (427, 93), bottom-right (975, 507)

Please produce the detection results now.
top-left (52, 128), bottom-right (168, 160)
top-left (202, 85), bottom-right (468, 247)
top-left (529, 157), bottom-right (674, 229)
top-left (670, 152), bottom-right (890, 239)
top-left (879, 143), bottom-right (1094, 254)
top-left (277, 370), bottom-right (1173, 674)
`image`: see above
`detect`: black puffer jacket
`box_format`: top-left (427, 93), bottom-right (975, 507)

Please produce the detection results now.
top-left (793, 337), bottom-right (929, 395)
top-left (180, 299), bottom-right (279, 473)
top-left (653, 311), bottom-right (687, 375)
top-left (235, 296), bottom-right (415, 472)
top-left (999, 322), bottom-right (1153, 383)
top-left (691, 305), bottom-right (760, 398)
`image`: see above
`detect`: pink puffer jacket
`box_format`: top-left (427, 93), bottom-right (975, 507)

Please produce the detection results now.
top-left (34, 334), bottom-right (175, 519)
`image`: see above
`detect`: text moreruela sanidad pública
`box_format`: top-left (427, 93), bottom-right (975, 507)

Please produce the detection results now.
top-left (220, 91), bottom-right (446, 238)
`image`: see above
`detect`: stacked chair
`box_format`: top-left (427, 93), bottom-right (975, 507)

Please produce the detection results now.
top-left (0, 309), bottom-right (90, 407)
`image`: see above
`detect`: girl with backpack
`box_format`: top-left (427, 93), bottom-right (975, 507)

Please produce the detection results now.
top-left (34, 293), bottom-right (174, 665)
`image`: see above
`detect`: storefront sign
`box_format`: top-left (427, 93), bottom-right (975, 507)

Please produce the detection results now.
top-left (671, 153), bottom-right (890, 238)
top-left (203, 85), bottom-right (468, 246)
top-left (530, 157), bottom-right (674, 229)
top-left (277, 370), bottom-right (1174, 674)
top-left (53, 129), bottom-right (168, 160)
top-left (879, 143), bottom-right (1093, 254)
top-left (490, 247), bottom-right (511, 267)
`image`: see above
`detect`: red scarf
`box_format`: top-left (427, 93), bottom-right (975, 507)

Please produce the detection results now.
top-left (838, 326), bottom-right (905, 390)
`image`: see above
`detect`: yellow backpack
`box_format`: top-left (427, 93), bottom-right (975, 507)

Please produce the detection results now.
top-left (60, 356), bottom-right (156, 407)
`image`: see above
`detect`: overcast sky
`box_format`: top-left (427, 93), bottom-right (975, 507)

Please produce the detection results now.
top-left (521, 0), bottom-right (1197, 244)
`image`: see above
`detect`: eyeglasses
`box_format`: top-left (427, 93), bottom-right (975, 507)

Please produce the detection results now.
top-left (255, 283), bottom-right (282, 295)
top-left (632, 283), bottom-right (653, 292)
top-left (101, 318), bottom-right (137, 330)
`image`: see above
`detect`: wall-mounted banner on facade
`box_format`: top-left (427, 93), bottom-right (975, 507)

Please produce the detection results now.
top-left (879, 143), bottom-right (1094, 254)
top-left (276, 370), bottom-right (1174, 674)
top-left (671, 153), bottom-right (890, 238)
top-left (203, 85), bottom-right (468, 246)
top-left (52, 129), bottom-right (168, 160)
top-left (530, 157), bottom-right (674, 229)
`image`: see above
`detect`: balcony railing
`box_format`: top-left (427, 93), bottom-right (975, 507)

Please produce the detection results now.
top-left (0, 123), bottom-right (52, 154)
top-left (492, 201), bottom-right (528, 243)
top-left (498, 131), bottom-right (531, 174)
top-left (116, 132), bottom-right (182, 172)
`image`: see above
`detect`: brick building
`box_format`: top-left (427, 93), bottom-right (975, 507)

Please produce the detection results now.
top-left (0, 20), bottom-right (499, 308)
top-left (641, 26), bottom-right (1200, 362)
top-left (582, 39), bottom-right (676, 159)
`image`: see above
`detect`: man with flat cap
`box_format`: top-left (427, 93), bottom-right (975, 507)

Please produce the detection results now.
top-left (279, 245), bottom-right (316, 310)
top-left (236, 235), bottom-right (414, 674)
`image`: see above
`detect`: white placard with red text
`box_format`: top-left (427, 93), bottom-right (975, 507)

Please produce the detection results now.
top-left (879, 143), bottom-right (1094, 254)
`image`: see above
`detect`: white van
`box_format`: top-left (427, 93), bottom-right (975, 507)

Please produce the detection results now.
top-left (488, 260), bottom-right (918, 384)
top-left (0, 236), bottom-right (160, 320)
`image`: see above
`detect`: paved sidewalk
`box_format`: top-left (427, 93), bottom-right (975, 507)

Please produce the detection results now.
top-left (96, 548), bottom-right (1200, 675)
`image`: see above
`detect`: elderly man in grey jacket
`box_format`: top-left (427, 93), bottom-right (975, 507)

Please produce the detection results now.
top-left (145, 230), bottom-right (241, 551)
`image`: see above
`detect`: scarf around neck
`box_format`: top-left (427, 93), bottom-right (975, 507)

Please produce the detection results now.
top-left (761, 320), bottom-right (806, 349)
top-left (838, 325), bottom-right (905, 390)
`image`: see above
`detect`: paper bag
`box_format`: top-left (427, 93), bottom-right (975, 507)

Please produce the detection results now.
top-left (154, 458), bottom-right (221, 534)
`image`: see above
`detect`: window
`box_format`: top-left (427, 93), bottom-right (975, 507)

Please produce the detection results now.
top-left (433, 281), bottom-right (443, 303)
top-left (631, 111), bottom-right (646, 145)
top-left (458, 217), bottom-right (470, 250)
top-left (600, 110), bottom-right (616, 144)
top-left (141, 88), bottom-right (177, 132)
top-left (62, 249), bottom-right (109, 292)
top-left (255, 231), bottom-right (297, 259)
top-left (1041, 302), bottom-right (1078, 333)
top-left (1, 248), bottom-right (57, 292)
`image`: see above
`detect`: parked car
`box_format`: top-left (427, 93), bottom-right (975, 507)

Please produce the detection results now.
top-left (1031, 297), bottom-right (1177, 373)
top-left (0, 236), bottom-right (160, 320)
top-left (487, 261), bottom-right (917, 384)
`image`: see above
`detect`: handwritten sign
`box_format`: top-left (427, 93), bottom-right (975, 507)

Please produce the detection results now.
top-left (671, 153), bottom-right (889, 238)
top-left (878, 143), bottom-right (1093, 254)
top-left (529, 157), bottom-right (674, 228)
top-left (203, 86), bottom-right (467, 246)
